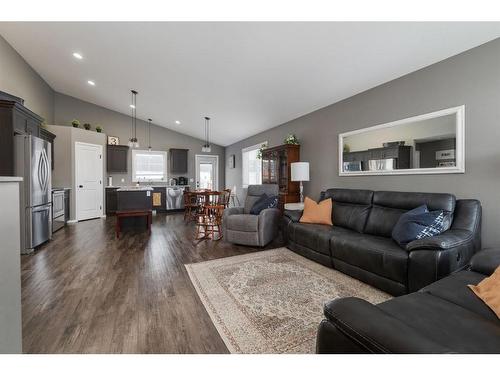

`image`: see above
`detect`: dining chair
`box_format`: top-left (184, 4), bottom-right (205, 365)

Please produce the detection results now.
top-left (183, 191), bottom-right (198, 222)
top-left (194, 192), bottom-right (225, 241)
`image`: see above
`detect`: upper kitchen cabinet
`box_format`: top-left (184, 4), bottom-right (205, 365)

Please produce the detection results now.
top-left (0, 92), bottom-right (44, 176)
top-left (169, 148), bottom-right (188, 174)
top-left (107, 145), bottom-right (129, 173)
top-left (38, 127), bottom-right (56, 170)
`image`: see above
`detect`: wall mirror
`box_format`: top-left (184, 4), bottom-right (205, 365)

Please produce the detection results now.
top-left (338, 105), bottom-right (465, 176)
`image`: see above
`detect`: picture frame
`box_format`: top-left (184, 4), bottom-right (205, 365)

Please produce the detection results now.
top-left (107, 136), bottom-right (120, 145)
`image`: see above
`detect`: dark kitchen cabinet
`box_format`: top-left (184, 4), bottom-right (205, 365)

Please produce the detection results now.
top-left (0, 92), bottom-right (44, 176)
top-left (64, 189), bottom-right (70, 222)
top-left (105, 187), bottom-right (119, 215)
top-left (169, 148), bottom-right (188, 174)
top-left (107, 145), bottom-right (129, 173)
top-left (39, 127), bottom-right (56, 170)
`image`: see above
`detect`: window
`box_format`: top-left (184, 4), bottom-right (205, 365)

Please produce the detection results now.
top-left (242, 142), bottom-right (266, 187)
top-left (132, 150), bottom-right (167, 182)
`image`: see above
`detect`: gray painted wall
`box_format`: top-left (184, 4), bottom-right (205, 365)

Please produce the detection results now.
top-left (0, 35), bottom-right (54, 123)
top-left (225, 38), bottom-right (500, 248)
top-left (53, 93), bottom-right (225, 190)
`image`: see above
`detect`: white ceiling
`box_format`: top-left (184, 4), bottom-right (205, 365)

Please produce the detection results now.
top-left (1, 22), bottom-right (499, 146)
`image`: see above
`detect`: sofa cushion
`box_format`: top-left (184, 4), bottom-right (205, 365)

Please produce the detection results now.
top-left (365, 191), bottom-right (456, 238)
top-left (244, 184), bottom-right (279, 213)
top-left (330, 230), bottom-right (408, 284)
top-left (420, 270), bottom-right (497, 322)
top-left (226, 214), bottom-right (259, 232)
top-left (322, 188), bottom-right (373, 233)
top-left (377, 293), bottom-right (500, 353)
top-left (289, 222), bottom-right (339, 256)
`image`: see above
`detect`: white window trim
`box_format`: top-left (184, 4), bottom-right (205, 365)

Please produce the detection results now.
top-left (242, 141), bottom-right (267, 188)
top-left (131, 149), bottom-right (168, 182)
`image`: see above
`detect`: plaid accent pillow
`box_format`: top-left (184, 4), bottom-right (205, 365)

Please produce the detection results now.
top-left (392, 205), bottom-right (450, 247)
top-left (416, 211), bottom-right (446, 239)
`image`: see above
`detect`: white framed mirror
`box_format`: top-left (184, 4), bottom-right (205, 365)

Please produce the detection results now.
top-left (338, 105), bottom-right (465, 176)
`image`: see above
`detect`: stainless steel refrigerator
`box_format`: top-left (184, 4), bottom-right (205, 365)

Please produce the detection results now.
top-left (15, 134), bottom-right (52, 254)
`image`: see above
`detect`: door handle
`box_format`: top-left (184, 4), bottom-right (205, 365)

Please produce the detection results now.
top-left (79, 185), bottom-right (83, 188)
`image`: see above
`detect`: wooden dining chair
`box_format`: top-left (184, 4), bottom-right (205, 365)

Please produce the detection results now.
top-left (222, 188), bottom-right (231, 208)
top-left (194, 192), bottom-right (225, 241)
top-left (183, 191), bottom-right (198, 222)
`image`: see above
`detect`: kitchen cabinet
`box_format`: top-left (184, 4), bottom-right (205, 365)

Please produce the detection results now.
top-left (0, 92), bottom-right (44, 176)
top-left (169, 148), bottom-right (188, 174)
top-left (39, 127), bottom-right (56, 170)
top-left (107, 145), bottom-right (129, 173)
top-left (105, 187), bottom-right (119, 215)
top-left (64, 189), bottom-right (70, 223)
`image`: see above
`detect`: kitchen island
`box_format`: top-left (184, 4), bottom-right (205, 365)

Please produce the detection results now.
top-left (115, 186), bottom-right (153, 238)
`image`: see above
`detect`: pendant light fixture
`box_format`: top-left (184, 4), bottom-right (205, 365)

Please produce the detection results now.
top-left (128, 90), bottom-right (140, 148)
top-left (147, 118), bottom-right (152, 151)
top-left (202, 116), bottom-right (211, 153)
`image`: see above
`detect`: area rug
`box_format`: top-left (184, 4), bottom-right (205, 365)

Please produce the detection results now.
top-left (185, 248), bottom-right (391, 353)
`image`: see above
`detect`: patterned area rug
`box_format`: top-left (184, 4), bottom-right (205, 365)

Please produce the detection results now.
top-left (185, 248), bottom-right (390, 353)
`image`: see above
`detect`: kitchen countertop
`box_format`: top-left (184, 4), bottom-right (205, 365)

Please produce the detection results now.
top-left (116, 186), bottom-right (154, 192)
top-left (107, 185), bottom-right (190, 189)
top-left (0, 177), bottom-right (23, 182)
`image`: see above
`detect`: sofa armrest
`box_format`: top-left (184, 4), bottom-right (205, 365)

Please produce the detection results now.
top-left (283, 209), bottom-right (302, 223)
top-left (258, 208), bottom-right (281, 246)
top-left (406, 229), bottom-right (473, 251)
top-left (470, 248), bottom-right (500, 276)
top-left (317, 297), bottom-right (452, 354)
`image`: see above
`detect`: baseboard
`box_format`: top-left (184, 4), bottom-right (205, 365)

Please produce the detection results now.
top-left (67, 220), bottom-right (78, 224)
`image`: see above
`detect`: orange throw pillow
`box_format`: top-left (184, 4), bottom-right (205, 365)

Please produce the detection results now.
top-left (468, 266), bottom-right (500, 319)
top-left (299, 197), bottom-right (333, 226)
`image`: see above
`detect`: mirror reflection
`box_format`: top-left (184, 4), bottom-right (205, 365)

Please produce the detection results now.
top-left (339, 106), bottom-right (464, 175)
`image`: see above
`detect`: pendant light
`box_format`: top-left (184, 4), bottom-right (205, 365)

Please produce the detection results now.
top-left (128, 90), bottom-right (140, 148)
top-left (202, 116), bottom-right (211, 153)
top-left (147, 118), bottom-right (152, 151)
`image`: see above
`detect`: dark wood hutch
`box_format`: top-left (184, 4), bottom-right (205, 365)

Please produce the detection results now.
top-left (261, 144), bottom-right (300, 209)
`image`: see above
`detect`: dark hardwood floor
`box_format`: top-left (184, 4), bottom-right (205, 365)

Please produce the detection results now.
top-left (21, 212), bottom-right (282, 353)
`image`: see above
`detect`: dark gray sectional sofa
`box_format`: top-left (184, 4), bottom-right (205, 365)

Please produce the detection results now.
top-left (283, 188), bottom-right (482, 295)
top-left (316, 248), bottom-right (500, 353)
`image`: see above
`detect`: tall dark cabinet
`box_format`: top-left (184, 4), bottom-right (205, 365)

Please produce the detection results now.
top-left (0, 92), bottom-right (44, 176)
top-left (169, 148), bottom-right (188, 174)
top-left (261, 144), bottom-right (300, 210)
top-left (107, 145), bottom-right (129, 173)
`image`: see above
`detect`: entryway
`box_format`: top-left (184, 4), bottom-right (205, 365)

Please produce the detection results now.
top-left (195, 154), bottom-right (219, 190)
top-left (75, 142), bottom-right (103, 221)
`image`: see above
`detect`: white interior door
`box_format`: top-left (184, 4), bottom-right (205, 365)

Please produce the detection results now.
top-left (195, 155), bottom-right (219, 190)
top-left (75, 142), bottom-right (103, 221)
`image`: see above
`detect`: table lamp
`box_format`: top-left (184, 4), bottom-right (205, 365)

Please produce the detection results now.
top-left (291, 162), bottom-right (310, 203)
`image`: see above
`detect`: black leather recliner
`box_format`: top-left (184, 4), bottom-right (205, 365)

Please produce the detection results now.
top-left (316, 248), bottom-right (500, 353)
top-left (283, 188), bottom-right (482, 295)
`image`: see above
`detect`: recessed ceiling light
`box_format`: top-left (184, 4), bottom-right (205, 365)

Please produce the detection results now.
top-left (130, 104), bottom-right (136, 109)
top-left (73, 52), bottom-right (83, 59)
top-left (175, 120), bottom-right (181, 125)
top-left (87, 80), bottom-right (95, 86)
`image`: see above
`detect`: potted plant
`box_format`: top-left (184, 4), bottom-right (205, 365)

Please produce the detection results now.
top-left (95, 125), bottom-right (103, 133)
top-left (256, 143), bottom-right (267, 159)
top-left (284, 134), bottom-right (299, 145)
top-left (71, 119), bottom-right (80, 128)
top-left (83, 123), bottom-right (91, 130)
top-left (343, 143), bottom-right (351, 153)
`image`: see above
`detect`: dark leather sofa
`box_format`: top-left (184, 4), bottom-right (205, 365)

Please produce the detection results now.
top-left (283, 188), bottom-right (482, 295)
top-left (316, 248), bottom-right (500, 353)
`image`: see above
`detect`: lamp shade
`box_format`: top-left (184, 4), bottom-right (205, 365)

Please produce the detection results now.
top-left (291, 162), bottom-right (310, 181)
